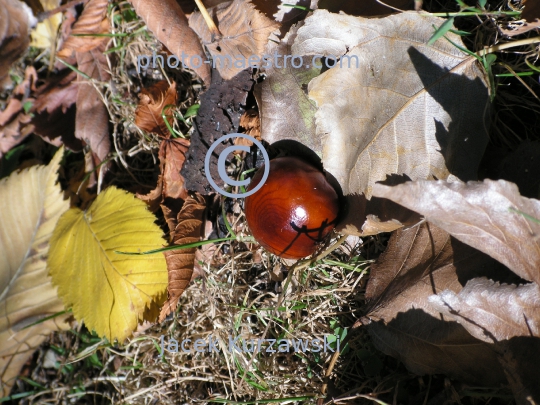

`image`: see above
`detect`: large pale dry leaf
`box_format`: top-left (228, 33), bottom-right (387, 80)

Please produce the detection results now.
top-left (254, 25), bottom-right (321, 152)
top-left (159, 193), bottom-right (206, 322)
top-left (291, 11), bottom-right (490, 198)
top-left (75, 39), bottom-right (111, 163)
top-left (0, 0), bottom-right (35, 83)
top-left (429, 278), bottom-right (540, 342)
top-left (48, 186), bottom-right (168, 342)
top-left (135, 80), bottom-right (177, 137)
top-left (0, 149), bottom-right (70, 396)
top-left (364, 223), bottom-right (511, 386)
top-left (189, 0), bottom-right (280, 80)
top-left (372, 179), bottom-right (540, 285)
top-left (129, 0), bottom-right (210, 85)
top-left (57, 0), bottom-right (109, 59)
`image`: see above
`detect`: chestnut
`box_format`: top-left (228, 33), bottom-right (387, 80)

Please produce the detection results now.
top-left (244, 156), bottom-right (340, 259)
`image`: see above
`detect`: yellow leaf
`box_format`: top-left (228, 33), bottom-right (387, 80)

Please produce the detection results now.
top-left (30, 0), bottom-right (61, 49)
top-left (0, 148), bottom-right (70, 396)
top-left (48, 186), bottom-right (168, 342)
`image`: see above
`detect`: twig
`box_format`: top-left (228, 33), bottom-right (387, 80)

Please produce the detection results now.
top-left (194, 0), bottom-right (221, 39)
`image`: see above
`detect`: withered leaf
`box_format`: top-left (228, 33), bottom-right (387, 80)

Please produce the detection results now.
top-left (372, 179), bottom-right (540, 285)
top-left (365, 223), bottom-right (510, 386)
top-left (135, 80), bottom-right (177, 137)
top-left (0, 0), bottom-right (34, 83)
top-left (189, 0), bottom-right (280, 80)
top-left (254, 25), bottom-right (321, 152)
top-left (57, 0), bottom-right (110, 59)
top-left (75, 39), bottom-right (111, 163)
top-left (291, 11), bottom-right (490, 198)
top-left (159, 193), bottom-right (206, 322)
top-left (161, 137), bottom-right (190, 201)
top-left (429, 278), bottom-right (540, 343)
top-left (129, 0), bottom-right (210, 85)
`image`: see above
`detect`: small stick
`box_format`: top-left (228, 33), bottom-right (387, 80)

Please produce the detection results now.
top-left (194, 0), bottom-right (221, 40)
top-left (37, 0), bottom-right (89, 22)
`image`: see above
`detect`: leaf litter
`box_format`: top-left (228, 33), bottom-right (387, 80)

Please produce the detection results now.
top-left (1, 0), bottom-right (540, 403)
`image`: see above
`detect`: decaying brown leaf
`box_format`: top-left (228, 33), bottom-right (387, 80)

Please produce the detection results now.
top-left (372, 179), bottom-right (540, 285)
top-left (0, 66), bottom-right (36, 158)
top-left (75, 39), bottom-right (111, 163)
top-left (0, 0), bottom-right (35, 84)
top-left (135, 80), bottom-right (177, 137)
top-left (364, 223), bottom-right (512, 386)
top-left (129, 0), bottom-right (210, 85)
top-left (291, 11), bottom-right (490, 198)
top-left (57, 0), bottom-right (109, 59)
top-left (161, 137), bottom-right (190, 202)
top-left (159, 193), bottom-right (206, 322)
top-left (254, 25), bottom-right (321, 152)
top-left (189, 0), bottom-right (280, 80)
top-left (429, 278), bottom-right (540, 343)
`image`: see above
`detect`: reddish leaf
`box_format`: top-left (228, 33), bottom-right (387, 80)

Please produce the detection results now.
top-left (161, 137), bottom-right (190, 201)
top-left (135, 80), bottom-right (177, 137)
top-left (159, 193), bottom-right (206, 322)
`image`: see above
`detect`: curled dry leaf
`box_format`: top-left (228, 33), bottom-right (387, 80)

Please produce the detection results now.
top-left (159, 193), bottom-right (206, 322)
top-left (135, 80), bottom-right (177, 137)
top-left (372, 179), bottom-right (540, 285)
top-left (0, 149), bottom-right (70, 396)
top-left (189, 0), bottom-right (280, 80)
top-left (57, 0), bottom-right (109, 59)
top-left (291, 11), bottom-right (490, 198)
top-left (129, 0), bottom-right (210, 85)
top-left (364, 222), bottom-right (512, 386)
top-left (429, 278), bottom-right (540, 343)
top-left (0, 0), bottom-right (35, 84)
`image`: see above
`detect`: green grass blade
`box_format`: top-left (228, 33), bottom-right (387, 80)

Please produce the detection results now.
top-left (428, 17), bottom-right (455, 46)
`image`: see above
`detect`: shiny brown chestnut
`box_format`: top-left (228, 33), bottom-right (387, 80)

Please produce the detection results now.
top-left (244, 156), bottom-right (340, 259)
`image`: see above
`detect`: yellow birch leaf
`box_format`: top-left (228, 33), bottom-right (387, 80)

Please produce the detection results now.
top-left (47, 186), bottom-right (168, 342)
top-left (0, 148), bottom-right (70, 397)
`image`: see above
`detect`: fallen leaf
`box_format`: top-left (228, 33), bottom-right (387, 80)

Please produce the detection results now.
top-left (182, 70), bottom-right (253, 194)
top-left (30, 0), bottom-right (61, 50)
top-left (0, 0), bottom-right (35, 84)
top-left (161, 137), bottom-right (190, 201)
top-left (502, 0), bottom-right (540, 36)
top-left (57, 0), bottom-right (109, 59)
top-left (159, 193), bottom-right (206, 322)
top-left (129, 0), bottom-right (210, 85)
top-left (135, 80), bottom-right (177, 137)
top-left (75, 39), bottom-right (111, 163)
top-left (364, 223), bottom-right (512, 386)
top-left (189, 0), bottom-right (280, 80)
top-left (291, 11), bottom-right (490, 197)
top-left (428, 278), bottom-right (540, 342)
top-left (254, 25), bottom-right (321, 152)
top-left (0, 67), bottom-right (37, 158)
top-left (48, 186), bottom-right (168, 342)
top-left (372, 179), bottom-right (540, 285)
top-left (0, 148), bottom-right (70, 396)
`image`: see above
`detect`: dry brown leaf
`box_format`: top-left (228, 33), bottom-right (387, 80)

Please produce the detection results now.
top-left (189, 0), bottom-right (280, 80)
top-left (502, 0), bottom-right (540, 36)
top-left (364, 223), bottom-right (512, 386)
top-left (57, 0), bottom-right (109, 59)
top-left (0, 67), bottom-right (37, 158)
top-left (135, 80), bottom-right (177, 137)
top-left (291, 11), bottom-right (490, 198)
top-left (0, 0), bottom-right (34, 84)
top-left (429, 278), bottom-right (540, 342)
top-left (254, 25), bottom-right (321, 152)
top-left (159, 193), bottom-right (206, 322)
top-left (372, 179), bottom-right (540, 285)
top-left (75, 39), bottom-right (111, 163)
top-left (161, 137), bottom-right (190, 201)
top-left (129, 0), bottom-right (210, 85)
